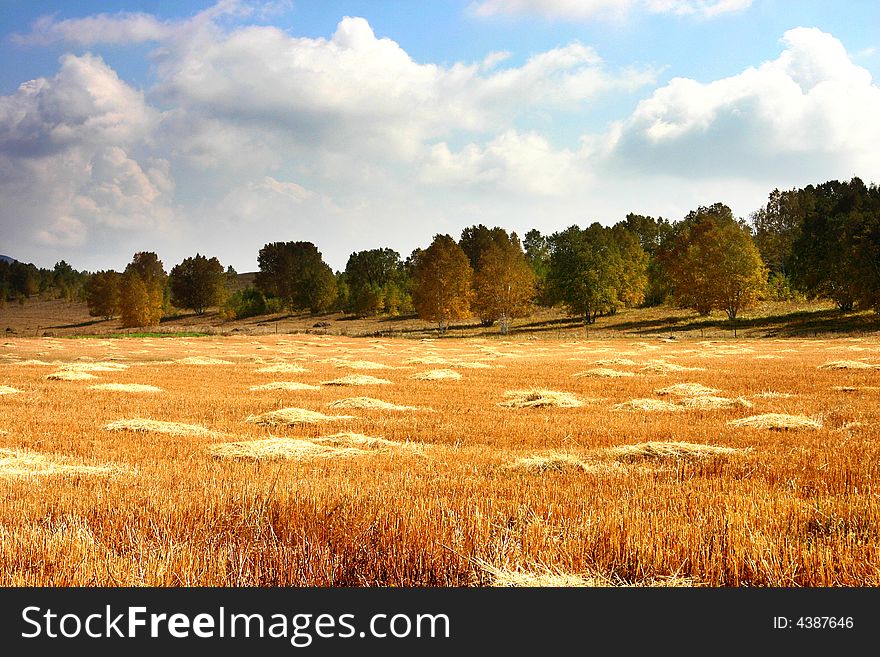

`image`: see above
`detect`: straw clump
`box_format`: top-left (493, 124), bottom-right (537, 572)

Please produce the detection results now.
top-left (410, 369), bottom-right (462, 381)
top-left (249, 381), bottom-right (321, 392)
top-left (478, 560), bottom-right (608, 588)
top-left (61, 362), bottom-right (128, 372)
top-left (679, 396), bottom-right (753, 410)
top-left (0, 386), bottom-right (21, 395)
top-left (592, 358), bottom-right (638, 366)
top-left (328, 397), bottom-right (420, 411)
top-left (727, 413), bottom-right (822, 431)
top-left (573, 368), bottom-right (634, 378)
top-left (612, 398), bottom-right (683, 412)
top-left (255, 363), bottom-right (308, 374)
top-left (656, 383), bottom-right (719, 397)
top-left (640, 362), bottom-right (706, 374)
top-left (208, 437), bottom-right (365, 461)
top-left (333, 360), bottom-right (391, 370)
top-left (246, 407), bottom-right (355, 426)
top-left (176, 357), bottom-right (235, 365)
top-left (321, 375), bottom-right (393, 386)
top-left (46, 370), bottom-right (97, 381)
top-left (89, 383), bottom-right (162, 393)
top-left (103, 418), bottom-right (217, 437)
top-left (499, 389), bottom-right (584, 408)
top-left (818, 360), bottom-right (879, 370)
top-left (603, 441), bottom-right (745, 462)
top-left (509, 452), bottom-right (624, 475)
top-left (0, 448), bottom-right (132, 478)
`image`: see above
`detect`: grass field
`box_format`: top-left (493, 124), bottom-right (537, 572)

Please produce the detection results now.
top-left (2, 327), bottom-right (879, 586)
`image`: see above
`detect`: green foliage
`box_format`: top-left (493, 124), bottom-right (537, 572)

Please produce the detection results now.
top-left (86, 270), bottom-right (121, 319)
top-left (751, 188), bottom-right (806, 276)
top-left (343, 248), bottom-right (410, 316)
top-left (472, 239), bottom-right (536, 330)
top-left (221, 287), bottom-right (269, 319)
top-left (255, 241), bottom-right (337, 313)
top-left (766, 272), bottom-right (804, 302)
top-left (169, 253), bottom-right (227, 315)
top-left (660, 204), bottom-right (767, 320)
top-left (546, 223), bottom-right (648, 324)
top-left (412, 234), bottom-right (474, 331)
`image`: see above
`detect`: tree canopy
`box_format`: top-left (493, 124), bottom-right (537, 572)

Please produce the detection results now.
top-left (412, 234), bottom-right (474, 331)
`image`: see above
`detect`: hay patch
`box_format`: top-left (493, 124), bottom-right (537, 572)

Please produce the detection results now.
top-left (46, 370), bottom-right (98, 381)
top-left (60, 362), bottom-right (129, 372)
top-left (679, 396), bottom-right (753, 410)
top-left (246, 407), bottom-right (355, 426)
top-left (752, 391), bottom-right (795, 399)
top-left (478, 561), bottom-right (608, 588)
top-left (88, 383), bottom-right (162, 393)
top-left (410, 369), bottom-right (462, 381)
top-left (592, 358), bottom-right (638, 366)
top-left (611, 398), bottom-right (682, 412)
top-left (176, 356), bottom-right (235, 365)
top-left (573, 368), bottom-right (634, 378)
top-left (0, 448), bottom-right (132, 478)
top-left (728, 413), bottom-right (822, 431)
top-left (509, 452), bottom-right (624, 475)
top-left (818, 360), bottom-right (879, 370)
top-left (328, 397), bottom-right (420, 411)
top-left (499, 389), bottom-right (584, 408)
top-left (333, 360), bottom-right (391, 370)
top-left (639, 362), bottom-right (706, 374)
top-left (604, 441), bottom-right (744, 462)
top-left (249, 381), bottom-right (321, 392)
top-left (655, 383), bottom-right (719, 397)
top-left (208, 437), bottom-right (364, 461)
top-left (255, 363), bottom-right (308, 374)
top-left (314, 432), bottom-right (401, 450)
top-left (103, 418), bottom-right (217, 436)
top-left (321, 374), bottom-right (393, 386)
top-left (0, 386), bottom-right (21, 395)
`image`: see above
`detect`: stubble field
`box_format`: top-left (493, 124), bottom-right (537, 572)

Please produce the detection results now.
top-left (1, 332), bottom-right (879, 586)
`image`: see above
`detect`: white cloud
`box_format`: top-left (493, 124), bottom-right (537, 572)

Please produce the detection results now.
top-left (471, 0), bottom-right (751, 21)
top-left (607, 27), bottom-right (880, 181)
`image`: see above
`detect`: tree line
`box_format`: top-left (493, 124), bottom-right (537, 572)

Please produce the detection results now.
top-left (5, 176), bottom-right (879, 332)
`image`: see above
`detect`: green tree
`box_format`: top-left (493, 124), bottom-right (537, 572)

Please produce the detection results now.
top-left (169, 254), bottom-right (227, 315)
top-left (343, 248), bottom-right (407, 316)
top-left (255, 241), bottom-right (337, 313)
top-left (661, 204), bottom-right (767, 319)
top-left (86, 270), bottom-right (121, 319)
top-left (750, 188), bottom-right (806, 277)
top-left (473, 240), bottom-right (536, 333)
top-left (412, 234), bottom-right (474, 331)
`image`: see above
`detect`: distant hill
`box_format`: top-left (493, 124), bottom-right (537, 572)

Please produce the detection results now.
top-left (0, 255), bottom-right (14, 264)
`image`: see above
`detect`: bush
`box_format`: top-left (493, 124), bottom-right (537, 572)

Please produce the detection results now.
top-left (766, 272), bottom-right (804, 302)
top-left (221, 287), bottom-right (268, 319)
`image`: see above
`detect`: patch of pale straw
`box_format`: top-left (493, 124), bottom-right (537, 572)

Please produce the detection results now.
top-left (0, 386), bottom-right (21, 395)
top-left (639, 362), bottom-right (706, 374)
top-left (410, 369), bottom-right (462, 381)
top-left (175, 356), bottom-right (235, 365)
top-left (727, 413), bottom-right (822, 431)
top-left (0, 448), bottom-right (133, 478)
top-left (655, 383), bottom-right (719, 397)
top-left (327, 397), bottom-right (421, 411)
top-left (612, 398), bottom-right (683, 412)
top-left (679, 396), bottom-right (753, 410)
top-left (88, 383), bottom-right (162, 393)
top-left (255, 363), bottom-right (308, 374)
top-left (321, 374), bottom-right (393, 386)
top-left (103, 418), bottom-right (217, 436)
top-left (603, 441), bottom-right (745, 462)
top-left (592, 358), bottom-right (638, 366)
top-left (46, 370), bottom-right (97, 381)
top-left (509, 452), bottom-right (624, 475)
top-left (573, 368), bottom-right (634, 378)
top-left (60, 362), bottom-right (129, 372)
top-left (499, 389), bottom-right (584, 408)
top-left (332, 360), bottom-right (391, 370)
top-left (818, 360), bottom-right (879, 370)
top-left (208, 437), bottom-right (364, 461)
top-left (752, 391), bottom-right (795, 399)
top-left (249, 381), bottom-right (321, 391)
top-left (246, 407), bottom-right (355, 426)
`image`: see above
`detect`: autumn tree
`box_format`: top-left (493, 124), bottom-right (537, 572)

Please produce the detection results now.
top-left (412, 234), bottom-right (474, 331)
top-left (661, 204), bottom-right (767, 319)
top-left (472, 239), bottom-right (536, 333)
top-left (255, 241), bottom-right (337, 313)
top-left (169, 254), bottom-right (227, 315)
top-left (119, 252), bottom-right (167, 327)
top-left (86, 270), bottom-right (121, 320)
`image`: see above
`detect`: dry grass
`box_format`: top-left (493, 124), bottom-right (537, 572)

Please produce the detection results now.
top-left (175, 356), bottom-right (235, 365)
top-left (573, 368), bottom-right (634, 378)
top-left (477, 560), bottom-right (608, 587)
top-left (208, 437), bottom-right (365, 461)
top-left (0, 448), bottom-right (132, 478)
top-left (46, 370), bottom-right (97, 381)
top-left (255, 363), bottom-right (308, 374)
top-left (509, 452), bottom-right (624, 475)
top-left (248, 381), bottom-right (321, 391)
top-left (499, 389), bottom-right (584, 408)
top-left (655, 383), bottom-right (719, 397)
top-left (60, 362), bottom-right (129, 372)
top-left (639, 362), bottom-right (707, 374)
top-left (410, 369), bottom-right (462, 380)
top-left (612, 398), bottom-right (683, 412)
top-left (327, 397), bottom-right (421, 411)
top-left (679, 396), bottom-right (753, 410)
top-left (818, 360), bottom-right (879, 370)
top-left (332, 360), bottom-right (391, 370)
top-left (752, 391), bottom-right (795, 399)
top-left (103, 418), bottom-right (217, 436)
top-left (728, 413), bottom-right (823, 431)
top-left (592, 358), bottom-right (638, 366)
top-left (89, 383), bottom-right (163, 393)
top-left (321, 374), bottom-right (393, 386)
top-left (603, 441), bottom-right (745, 462)
top-left (246, 407), bottom-right (356, 426)
top-left (0, 386), bottom-right (21, 395)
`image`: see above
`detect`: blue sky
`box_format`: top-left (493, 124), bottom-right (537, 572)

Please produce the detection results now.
top-left (1, 0), bottom-right (879, 272)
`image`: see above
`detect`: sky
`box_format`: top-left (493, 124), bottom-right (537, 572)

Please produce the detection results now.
top-left (1, 0), bottom-right (879, 273)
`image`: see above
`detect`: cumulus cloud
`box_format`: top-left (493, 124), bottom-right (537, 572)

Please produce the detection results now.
top-left (607, 28), bottom-right (880, 181)
top-left (471, 0), bottom-right (752, 21)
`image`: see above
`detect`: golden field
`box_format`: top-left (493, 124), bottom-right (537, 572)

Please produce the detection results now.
top-left (1, 332), bottom-right (879, 586)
